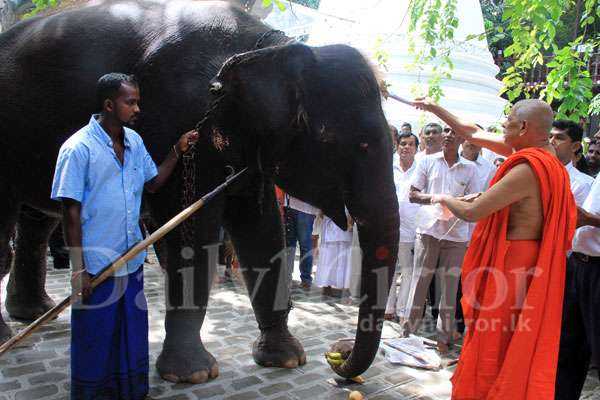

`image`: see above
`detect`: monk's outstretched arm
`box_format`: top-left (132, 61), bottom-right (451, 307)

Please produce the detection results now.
top-left (412, 98), bottom-right (513, 157)
top-left (432, 163), bottom-right (536, 222)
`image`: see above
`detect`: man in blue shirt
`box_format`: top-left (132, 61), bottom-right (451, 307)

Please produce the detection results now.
top-left (51, 73), bottom-right (197, 400)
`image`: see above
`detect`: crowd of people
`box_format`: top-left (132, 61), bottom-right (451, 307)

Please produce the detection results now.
top-left (283, 99), bottom-right (600, 399)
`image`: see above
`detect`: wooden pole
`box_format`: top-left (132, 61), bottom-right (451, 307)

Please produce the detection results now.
top-left (388, 92), bottom-right (414, 106)
top-left (0, 167), bottom-right (247, 357)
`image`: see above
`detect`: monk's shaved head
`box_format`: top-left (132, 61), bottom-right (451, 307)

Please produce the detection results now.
top-left (512, 99), bottom-right (554, 137)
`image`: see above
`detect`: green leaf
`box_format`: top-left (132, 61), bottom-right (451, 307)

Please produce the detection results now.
top-left (262, 0), bottom-right (272, 7)
top-left (275, 0), bottom-right (286, 11)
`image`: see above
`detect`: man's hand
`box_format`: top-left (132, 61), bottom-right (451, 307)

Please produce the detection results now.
top-left (71, 270), bottom-right (92, 301)
top-left (412, 97), bottom-right (438, 113)
top-left (577, 207), bottom-right (600, 228)
top-left (176, 129), bottom-right (199, 155)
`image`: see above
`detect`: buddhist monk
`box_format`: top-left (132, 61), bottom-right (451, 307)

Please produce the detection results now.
top-left (412, 98), bottom-right (577, 399)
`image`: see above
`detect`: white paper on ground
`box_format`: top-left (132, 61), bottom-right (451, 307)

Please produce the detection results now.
top-left (380, 335), bottom-right (442, 370)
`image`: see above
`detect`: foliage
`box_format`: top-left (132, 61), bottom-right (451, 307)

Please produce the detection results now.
top-left (261, 0), bottom-right (320, 12)
top-left (409, 0), bottom-right (600, 122)
top-left (407, 0), bottom-right (459, 102)
top-left (479, 0), bottom-right (510, 59)
top-left (23, 0), bottom-right (58, 18)
top-left (590, 93), bottom-right (600, 116)
top-left (261, 0), bottom-right (287, 12)
top-left (500, 0), bottom-right (598, 121)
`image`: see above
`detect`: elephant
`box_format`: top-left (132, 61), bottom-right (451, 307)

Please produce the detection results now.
top-left (0, 0), bottom-right (399, 384)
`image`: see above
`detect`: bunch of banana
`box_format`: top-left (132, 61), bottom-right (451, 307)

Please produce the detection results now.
top-left (324, 352), bottom-right (365, 384)
top-left (325, 351), bottom-right (344, 366)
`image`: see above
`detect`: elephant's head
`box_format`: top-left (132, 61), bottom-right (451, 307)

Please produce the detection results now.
top-left (208, 42), bottom-right (399, 378)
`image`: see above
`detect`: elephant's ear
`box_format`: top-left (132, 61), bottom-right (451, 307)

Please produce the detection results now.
top-left (279, 43), bottom-right (316, 132)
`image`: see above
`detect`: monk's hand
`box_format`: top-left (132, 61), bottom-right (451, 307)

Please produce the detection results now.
top-left (176, 129), bottom-right (199, 154)
top-left (71, 270), bottom-right (92, 301)
top-left (413, 96), bottom-right (437, 112)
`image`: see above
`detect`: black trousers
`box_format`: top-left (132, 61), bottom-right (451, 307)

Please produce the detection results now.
top-left (49, 225), bottom-right (69, 269)
top-left (555, 253), bottom-right (600, 399)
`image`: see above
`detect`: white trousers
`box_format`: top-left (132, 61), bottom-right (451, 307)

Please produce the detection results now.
top-left (385, 241), bottom-right (415, 318)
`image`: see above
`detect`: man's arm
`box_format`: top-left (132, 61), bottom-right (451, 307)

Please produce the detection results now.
top-left (145, 130), bottom-right (198, 193)
top-left (412, 98), bottom-right (513, 157)
top-left (432, 163), bottom-right (536, 222)
top-left (409, 186), bottom-right (436, 205)
top-left (62, 198), bottom-right (92, 299)
top-left (577, 207), bottom-right (600, 228)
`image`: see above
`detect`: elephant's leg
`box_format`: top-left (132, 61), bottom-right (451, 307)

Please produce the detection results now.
top-left (0, 201), bottom-right (18, 341)
top-left (224, 185), bottom-right (306, 369)
top-left (156, 208), bottom-right (222, 384)
top-left (5, 206), bottom-right (58, 320)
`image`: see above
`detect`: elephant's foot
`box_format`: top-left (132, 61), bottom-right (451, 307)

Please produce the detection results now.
top-left (5, 293), bottom-right (55, 321)
top-left (156, 344), bottom-right (219, 384)
top-left (253, 326), bottom-right (306, 368)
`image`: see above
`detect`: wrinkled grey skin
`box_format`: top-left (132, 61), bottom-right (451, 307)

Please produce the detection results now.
top-left (0, 0), bottom-right (399, 384)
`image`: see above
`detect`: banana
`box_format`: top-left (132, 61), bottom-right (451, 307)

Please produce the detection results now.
top-left (349, 375), bottom-right (365, 384)
top-left (326, 356), bottom-right (344, 366)
top-left (325, 352), bottom-right (343, 360)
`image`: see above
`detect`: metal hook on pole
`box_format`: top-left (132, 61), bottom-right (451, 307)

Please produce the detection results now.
top-left (0, 167), bottom-right (248, 357)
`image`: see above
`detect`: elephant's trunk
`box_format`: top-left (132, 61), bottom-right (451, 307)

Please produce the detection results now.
top-left (336, 165), bottom-right (399, 378)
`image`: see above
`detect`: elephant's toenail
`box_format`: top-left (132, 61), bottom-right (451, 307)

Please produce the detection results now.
top-left (283, 359), bottom-right (298, 368)
top-left (189, 371), bottom-right (209, 383)
top-left (210, 365), bottom-right (219, 378)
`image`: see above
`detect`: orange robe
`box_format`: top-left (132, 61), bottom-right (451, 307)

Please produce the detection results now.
top-left (451, 148), bottom-right (576, 400)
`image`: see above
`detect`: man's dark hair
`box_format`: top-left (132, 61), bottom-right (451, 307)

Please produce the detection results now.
top-left (96, 73), bottom-right (138, 111)
top-left (401, 122), bottom-right (412, 130)
top-left (424, 122), bottom-right (442, 134)
top-left (590, 139), bottom-right (599, 147)
top-left (552, 120), bottom-right (583, 142)
top-left (398, 131), bottom-right (419, 148)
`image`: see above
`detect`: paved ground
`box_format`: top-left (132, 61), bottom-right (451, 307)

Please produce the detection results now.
top-left (1, 252), bottom-right (599, 400)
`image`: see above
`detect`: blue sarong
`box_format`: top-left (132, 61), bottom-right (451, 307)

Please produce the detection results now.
top-left (71, 269), bottom-right (149, 400)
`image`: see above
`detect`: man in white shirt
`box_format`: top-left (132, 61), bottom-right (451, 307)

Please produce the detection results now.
top-left (549, 120), bottom-right (594, 206)
top-left (461, 139), bottom-right (496, 192)
top-left (414, 122), bottom-right (443, 162)
top-left (385, 132), bottom-right (421, 322)
top-left (406, 128), bottom-right (478, 352)
top-left (555, 177), bottom-right (600, 399)
top-left (586, 139), bottom-right (600, 178)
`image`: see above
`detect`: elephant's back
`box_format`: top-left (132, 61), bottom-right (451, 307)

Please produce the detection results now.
top-left (0, 0), bottom-right (277, 199)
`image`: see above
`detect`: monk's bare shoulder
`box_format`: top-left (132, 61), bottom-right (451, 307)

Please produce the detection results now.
top-left (499, 162), bottom-right (538, 191)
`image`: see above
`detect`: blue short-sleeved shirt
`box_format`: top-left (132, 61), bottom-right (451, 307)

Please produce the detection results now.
top-left (51, 115), bottom-right (158, 276)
